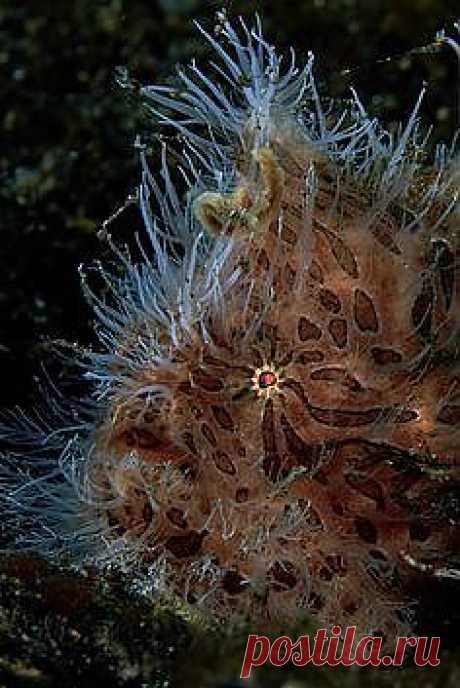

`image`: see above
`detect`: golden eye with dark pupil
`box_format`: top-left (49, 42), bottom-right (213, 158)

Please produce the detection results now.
top-left (259, 371), bottom-right (277, 388)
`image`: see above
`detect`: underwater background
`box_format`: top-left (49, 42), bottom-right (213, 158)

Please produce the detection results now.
top-left (0, 1), bottom-right (459, 686)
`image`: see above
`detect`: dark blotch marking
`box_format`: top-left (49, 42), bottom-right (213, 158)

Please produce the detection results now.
top-left (270, 561), bottom-right (298, 591)
top-left (409, 520), bottom-right (431, 542)
top-left (280, 413), bottom-right (316, 469)
top-left (438, 244), bottom-right (455, 311)
top-left (319, 288), bottom-right (342, 313)
top-left (328, 318), bottom-right (348, 348)
top-left (235, 487), bottom-right (249, 503)
top-left (394, 409), bottom-right (419, 423)
top-left (310, 367), bottom-right (362, 392)
top-left (354, 516), bottom-right (378, 544)
top-left (323, 229), bottom-right (359, 278)
top-left (278, 350), bottom-right (294, 367)
top-left (115, 492), bottom-right (153, 535)
top-left (190, 404), bottom-right (203, 419)
top-left (211, 405), bottom-right (235, 431)
top-left (192, 368), bottom-right (223, 392)
top-left (331, 501), bottom-right (344, 516)
top-left (354, 289), bottom-right (379, 333)
top-left (122, 427), bottom-right (171, 452)
top-left (122, 430), bottom-right (137, 448)
top-left (142, 501), bottom-right (153, 525)
top-left (342, 597), bottom-right (360, 615)
top-left (201, 423), bottom-right (217, 446)
top-left (412, 282), bottom-right (434, 340)
top-left (281, 380), bottom-right (340, 441)
top-left (318, 566), bottom-right (334, 581)
top-left (371, 347), bottom-right (403, 365)
top-left (262, 399), bottom-right (281, 480)
top-left (179, 459), bottom-right (199, 482)
top-left (178, 380), bottom-right (193, 395)
top-left (231, 387), bottom-right (249, 403)
top-left (281, 378), bottom-right (309, 406)
top-left (308, 592), bottom-right (325, 611)
top-left (182, 432), bottom-right (197, 454)
top-left (284, 264), bottom-right (296, 288)
top-left (298, 317), bottom-right (322, 341)
top-left (429, 240), bottom-right (455, 311)
top-left (437, 405), bottom-right (460, 425)
top-left (296, 350), bottom-right (324, 364)
top-left (310, 367), bottom-right (344, 382)
top-left (371, 220), bottom-right (402, 255)
top-left (222, 570), bottom-right (248, 595)
top-left (310, 405), bottom-right (381, 427)
top-left (166, 507), bottom-right (187, 529)
top-left (213, 451), bottom-right (236, 475)
top-left (345, 474), bottom-right (385, 510)
top-left (165, 530), bottom-right (206, 558)
top-left (309, 260), bottom-right (324, 283)
top-left (107, 513), bottom-right (126, 536)
top-left (281, 225), bottom-right (297, 245)
top-left (325, 554), bottom-right (347, 576)
top-left (257, 249), bottom-right (270, 271)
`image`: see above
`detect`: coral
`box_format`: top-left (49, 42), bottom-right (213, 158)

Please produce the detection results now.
top-left (1, 14), bottom-right (459, 645)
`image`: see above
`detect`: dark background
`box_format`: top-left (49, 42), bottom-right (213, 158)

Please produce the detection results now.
top-left (0, 0), bottom-right (458, 409)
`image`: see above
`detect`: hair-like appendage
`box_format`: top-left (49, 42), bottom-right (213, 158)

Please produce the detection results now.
top-left (1, 14), bottom-right (459, 642)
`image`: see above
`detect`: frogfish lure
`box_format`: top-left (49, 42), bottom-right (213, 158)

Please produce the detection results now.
top-left (1, 14), bottom-right (460, 641)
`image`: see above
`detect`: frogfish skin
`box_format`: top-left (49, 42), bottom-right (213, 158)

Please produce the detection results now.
top-left (1, 14), bottom-right (459, 642)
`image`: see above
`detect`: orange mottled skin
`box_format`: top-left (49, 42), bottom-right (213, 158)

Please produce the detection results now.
top-left (98, 141), bottom-right (459, 639)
